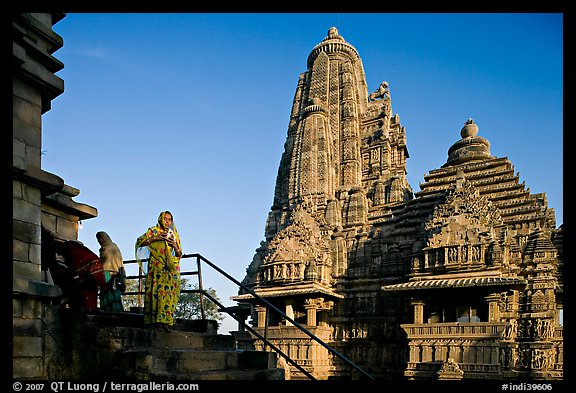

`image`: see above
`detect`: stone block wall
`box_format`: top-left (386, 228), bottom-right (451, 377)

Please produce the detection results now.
top-left (13, 13), bottom-right (97, 380)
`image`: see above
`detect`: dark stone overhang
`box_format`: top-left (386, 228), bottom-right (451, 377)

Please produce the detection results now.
top-left (382, 276), bottom-right (527, 292)
top-left (232, 282), bottom-right (343, 302)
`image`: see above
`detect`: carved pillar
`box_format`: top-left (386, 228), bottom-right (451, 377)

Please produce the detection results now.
top-left (411, 299), bottom-right (425, 324)
top-left (422, 343), bottom-right (432, 362)
top-left (413, 342), bottom-right (422, 364)
top-left (485, 293), bottom-right (501, 322)
top-left (304, 298), bottom-right (318, 326)
top-left (465, 341), bottom-right (475, 364)
top-left (256, 305), bottom-right (267, 328)
top-left (437, 343), bottom-right (447, 362)
top-left (448, 343), bottom-right (456, 363)
top-left (457, 344), bottom-right (464, 363)
top-left (422, 251), bottom-right (428, 270)
top-left (465, 245), bottom-right (472, 264)
top-left (317, 300), bottom-right (331, 327)
top-left (491, 343), bottom-right (500, 364)
top-left (285, 299), bottom-right (295, 326)
top-left (309, 343), bottom-right (316, 365)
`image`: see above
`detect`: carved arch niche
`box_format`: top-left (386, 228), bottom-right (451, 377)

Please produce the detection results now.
top-left (414, 179), bottom-right (504, 274)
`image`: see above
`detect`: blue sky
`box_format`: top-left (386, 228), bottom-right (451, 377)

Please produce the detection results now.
top-left (42, 13), bottom-right (563, 333)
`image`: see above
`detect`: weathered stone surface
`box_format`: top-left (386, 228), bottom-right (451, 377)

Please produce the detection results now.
top-left (235, 27), bottom-right (563, 381)
top-left (12, 12), bottom-right (98, 380)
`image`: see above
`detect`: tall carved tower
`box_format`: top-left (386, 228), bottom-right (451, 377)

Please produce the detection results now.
top-left (235, 27), bottom-right (413, 380)
top-left (234, 27), bottom-right (562, 382)
top-left (265, 27), bottom-right (411, 242)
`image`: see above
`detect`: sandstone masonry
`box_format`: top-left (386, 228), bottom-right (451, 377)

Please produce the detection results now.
top-left (233, 27), bottom-right (563, 381)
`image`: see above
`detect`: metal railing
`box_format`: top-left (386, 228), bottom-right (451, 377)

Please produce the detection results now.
top-left (123, 253), bottom-right (206, 319)
top-left (122, 253), bottom-right (375, 381)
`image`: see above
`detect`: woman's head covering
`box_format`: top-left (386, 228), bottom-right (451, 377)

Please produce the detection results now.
top-left (158, 211), bottom-right (175, 230)
top-left (97, 231), bottom-right (123, 272)
top-left (96, 231), bottom-right (113, 245)
top-left (135, 211), bottom-right (182, 273)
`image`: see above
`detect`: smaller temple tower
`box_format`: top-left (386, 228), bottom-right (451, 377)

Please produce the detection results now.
top-left (383, 119), bottom-right (562, 380)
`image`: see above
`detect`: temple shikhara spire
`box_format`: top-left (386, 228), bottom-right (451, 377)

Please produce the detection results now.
top-left (233, 27), bottom-right (563, 381)
top-left (266, 26), bottom-right (411, 237)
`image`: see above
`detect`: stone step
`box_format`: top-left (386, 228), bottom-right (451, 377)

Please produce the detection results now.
top-left (74, 310), bottom-right (285, 380)
top-left (83, 311), bottom-right (219, 334)
top-left (114, 366), bottom-right (285, 381)
top-left (144, 368), bottom-right (285, 381)
top-left (97, 326), bottom-right (236, 351)
top-left (116, 347), bottom-right (277, 374)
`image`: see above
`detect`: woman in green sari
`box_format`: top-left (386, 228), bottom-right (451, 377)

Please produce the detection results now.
top-left (135, 211), bottom-right (183, 332)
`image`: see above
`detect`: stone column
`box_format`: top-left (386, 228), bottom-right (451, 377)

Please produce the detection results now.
top-left (285, 299), bottom-right (295, 326)
top-left (477, 346), bottom-right (485, 363)
top-left (485, 293), bottom-right (501, 322)
top-left (422, 343), bottom-right (432, 362)
top-left (408, 342), bottom-right (419, 363)
top-left (490, 343), bottom-right (500, 364)
top-left (317, 310), bottom-right (328, 327)
top-left (411, 299), bottom-right (425, 324)
top-left (438, 343), bottom-right (448, 363)
top-left (462, 340), bottom-right (471, 363)
top-left (256, 305), bottom-right (267, 328)
top-left (304, 298), bottom-right (318, 326)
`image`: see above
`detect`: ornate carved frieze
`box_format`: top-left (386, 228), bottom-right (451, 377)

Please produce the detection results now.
top-left (258, 202), bottom-right (332, 287)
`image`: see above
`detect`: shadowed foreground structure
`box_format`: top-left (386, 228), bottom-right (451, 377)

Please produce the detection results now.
top-left (12, 13), bottom-right (284, 381)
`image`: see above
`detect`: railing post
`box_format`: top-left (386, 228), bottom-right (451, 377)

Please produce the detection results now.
top-left (138, 264), bottom-right (143, 308)
top-left (263, 306), bottom-right (269, 351)
top-left (196, 254), bottom-right (206, 320)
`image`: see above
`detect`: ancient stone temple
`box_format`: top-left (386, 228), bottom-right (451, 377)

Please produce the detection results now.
top-left (233, 27), bottom-right (563, 381)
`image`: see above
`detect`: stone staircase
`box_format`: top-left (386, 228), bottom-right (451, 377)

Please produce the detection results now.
top-left (62, 310), bottom-right (284, 380)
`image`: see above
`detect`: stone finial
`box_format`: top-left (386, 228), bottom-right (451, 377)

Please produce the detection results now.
top-left (444, 118), bottom-right (491, 167)
top-left (308, 26), bottom-right (358, 68)
top-left (328, 26), bottom-right (339, 38)
top-left (322, 26), bottom-right (344, 43)
top-left (461, 118), bottom-right (479, 138)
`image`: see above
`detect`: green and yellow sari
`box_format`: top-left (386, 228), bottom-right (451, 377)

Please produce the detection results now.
top-left (135, 211), bottom-right (182, 327)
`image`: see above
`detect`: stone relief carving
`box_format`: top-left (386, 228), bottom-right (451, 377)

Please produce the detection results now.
top-left (259, 202), bottom-right (331, 285)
